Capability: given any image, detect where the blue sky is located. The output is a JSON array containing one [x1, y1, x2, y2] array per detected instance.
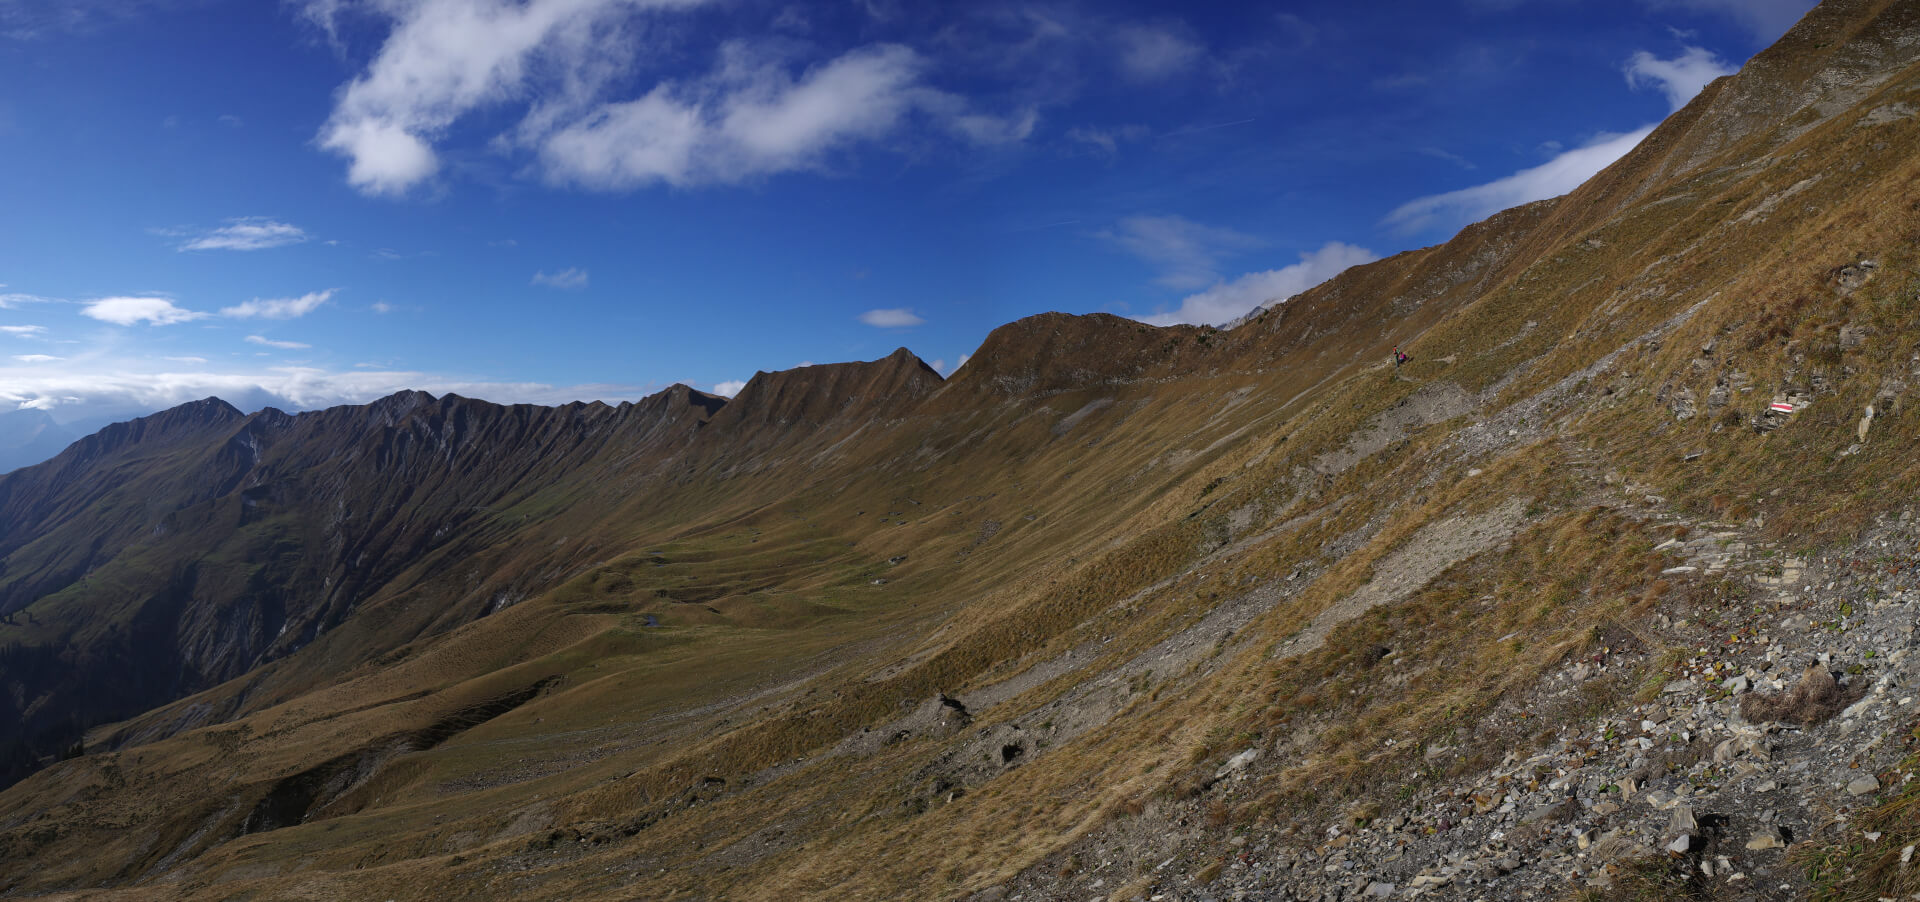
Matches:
[[0, 0, 1816, 425]]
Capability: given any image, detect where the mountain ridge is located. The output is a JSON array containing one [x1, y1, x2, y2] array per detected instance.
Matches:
[[3, 2, 1919, 898]]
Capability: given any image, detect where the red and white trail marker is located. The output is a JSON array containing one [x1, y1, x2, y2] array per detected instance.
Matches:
[[1769, 402, 1796, 413]]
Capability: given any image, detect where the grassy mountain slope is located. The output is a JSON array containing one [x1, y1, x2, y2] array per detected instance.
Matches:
[[3, 1, 1919, 898]]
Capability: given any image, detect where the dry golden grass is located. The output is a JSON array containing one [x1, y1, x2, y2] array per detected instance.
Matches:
[[5, 19, 1919, 901]]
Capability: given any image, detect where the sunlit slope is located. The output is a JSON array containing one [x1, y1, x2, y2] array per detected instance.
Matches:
[[1, 0, 1917, 898]]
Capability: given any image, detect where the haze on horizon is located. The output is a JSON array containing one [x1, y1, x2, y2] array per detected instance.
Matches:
[[1, 0, 1815, 440]]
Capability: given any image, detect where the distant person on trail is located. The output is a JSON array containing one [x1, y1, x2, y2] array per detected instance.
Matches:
[[1393, 345, 1411, 368]]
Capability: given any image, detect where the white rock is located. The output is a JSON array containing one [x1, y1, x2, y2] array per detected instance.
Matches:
[[1215, 748, 1260, 779], [1669, 805, 1698, 833]]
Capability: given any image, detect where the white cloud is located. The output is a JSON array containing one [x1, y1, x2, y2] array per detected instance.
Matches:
[[532, 267, 590, 289], [1384, 126, 1653, 234], [0, 359, 661, 424], [246, 335, 312, 350], [164, 356, 209, 364], [940, 105, 1039, 146], [310, 0, 709, 195], [541, 43, 931, 189], [324, 119, 440, 196], [0, 292, 56, 308], [371, 301, 394, 313], [82, 296, 207, 326], [1137, 242, 1379, 327], [1, 325, 47, 336], [308, 0, 1025, 195], [1067, 123, 1149, 157], [179, 218, 310, 251], [221, 289, 335, 319], [1114, 24, 1202, 82], [1383, 45, 1733, 237], [713, 379, 747, 396], [1101, 215, 1262, 291], [857, 308, 925, 328], [1625, 46, 1736, 112], [13, 355, 61, 363]]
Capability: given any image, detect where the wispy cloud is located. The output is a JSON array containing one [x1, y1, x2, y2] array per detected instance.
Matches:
[[1625, 45, 1736, 112], [0, 359, 660, 422], [713, 379, 747, 396], [532, 267, 589, 290], [538, 43, 932, 189], [1, 325, 47, 336], [177, 217, 311, 251], [1114, 23, 1203, 82], [12, 354, 61, 363], [1384, 46, 1731, 236], [221, 289, 334, 319], [305, 0, 1029, 195], [0, 0, 184, 40], [1417, 147, 1477, 170], [1136, 242, 1379, 327], [246, 335, 312, 350], [0, 292, 57, 308], [1066, 123, 1148, 157], [857, 308, 925, 328], [163, 356, 209, 364], [1641, 0, 1816, 41], [82, 296, 206, 326], [1383, 127, 1654, 235], [1100, 214, 1262, 291]]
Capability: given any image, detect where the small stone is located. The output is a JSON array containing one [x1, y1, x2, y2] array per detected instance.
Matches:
[[1216, 748, 1260, 779], [1643, 790, 1678, 810], [1752, 780, 1777, 792], [1901, 844, 1914, 864], [1575, 829, 1596, 850], [1669, 805, 1698, 834], [1592, 801, 1620, 816], [1848, 775, 1881, 796], [1747, 828, 1786, 850], [1669, 834, 1692, 855], [1865, 831, 1883, 842]]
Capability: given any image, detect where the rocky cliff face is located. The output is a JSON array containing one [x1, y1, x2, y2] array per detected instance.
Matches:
[[2, 2, 1919, 899]]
